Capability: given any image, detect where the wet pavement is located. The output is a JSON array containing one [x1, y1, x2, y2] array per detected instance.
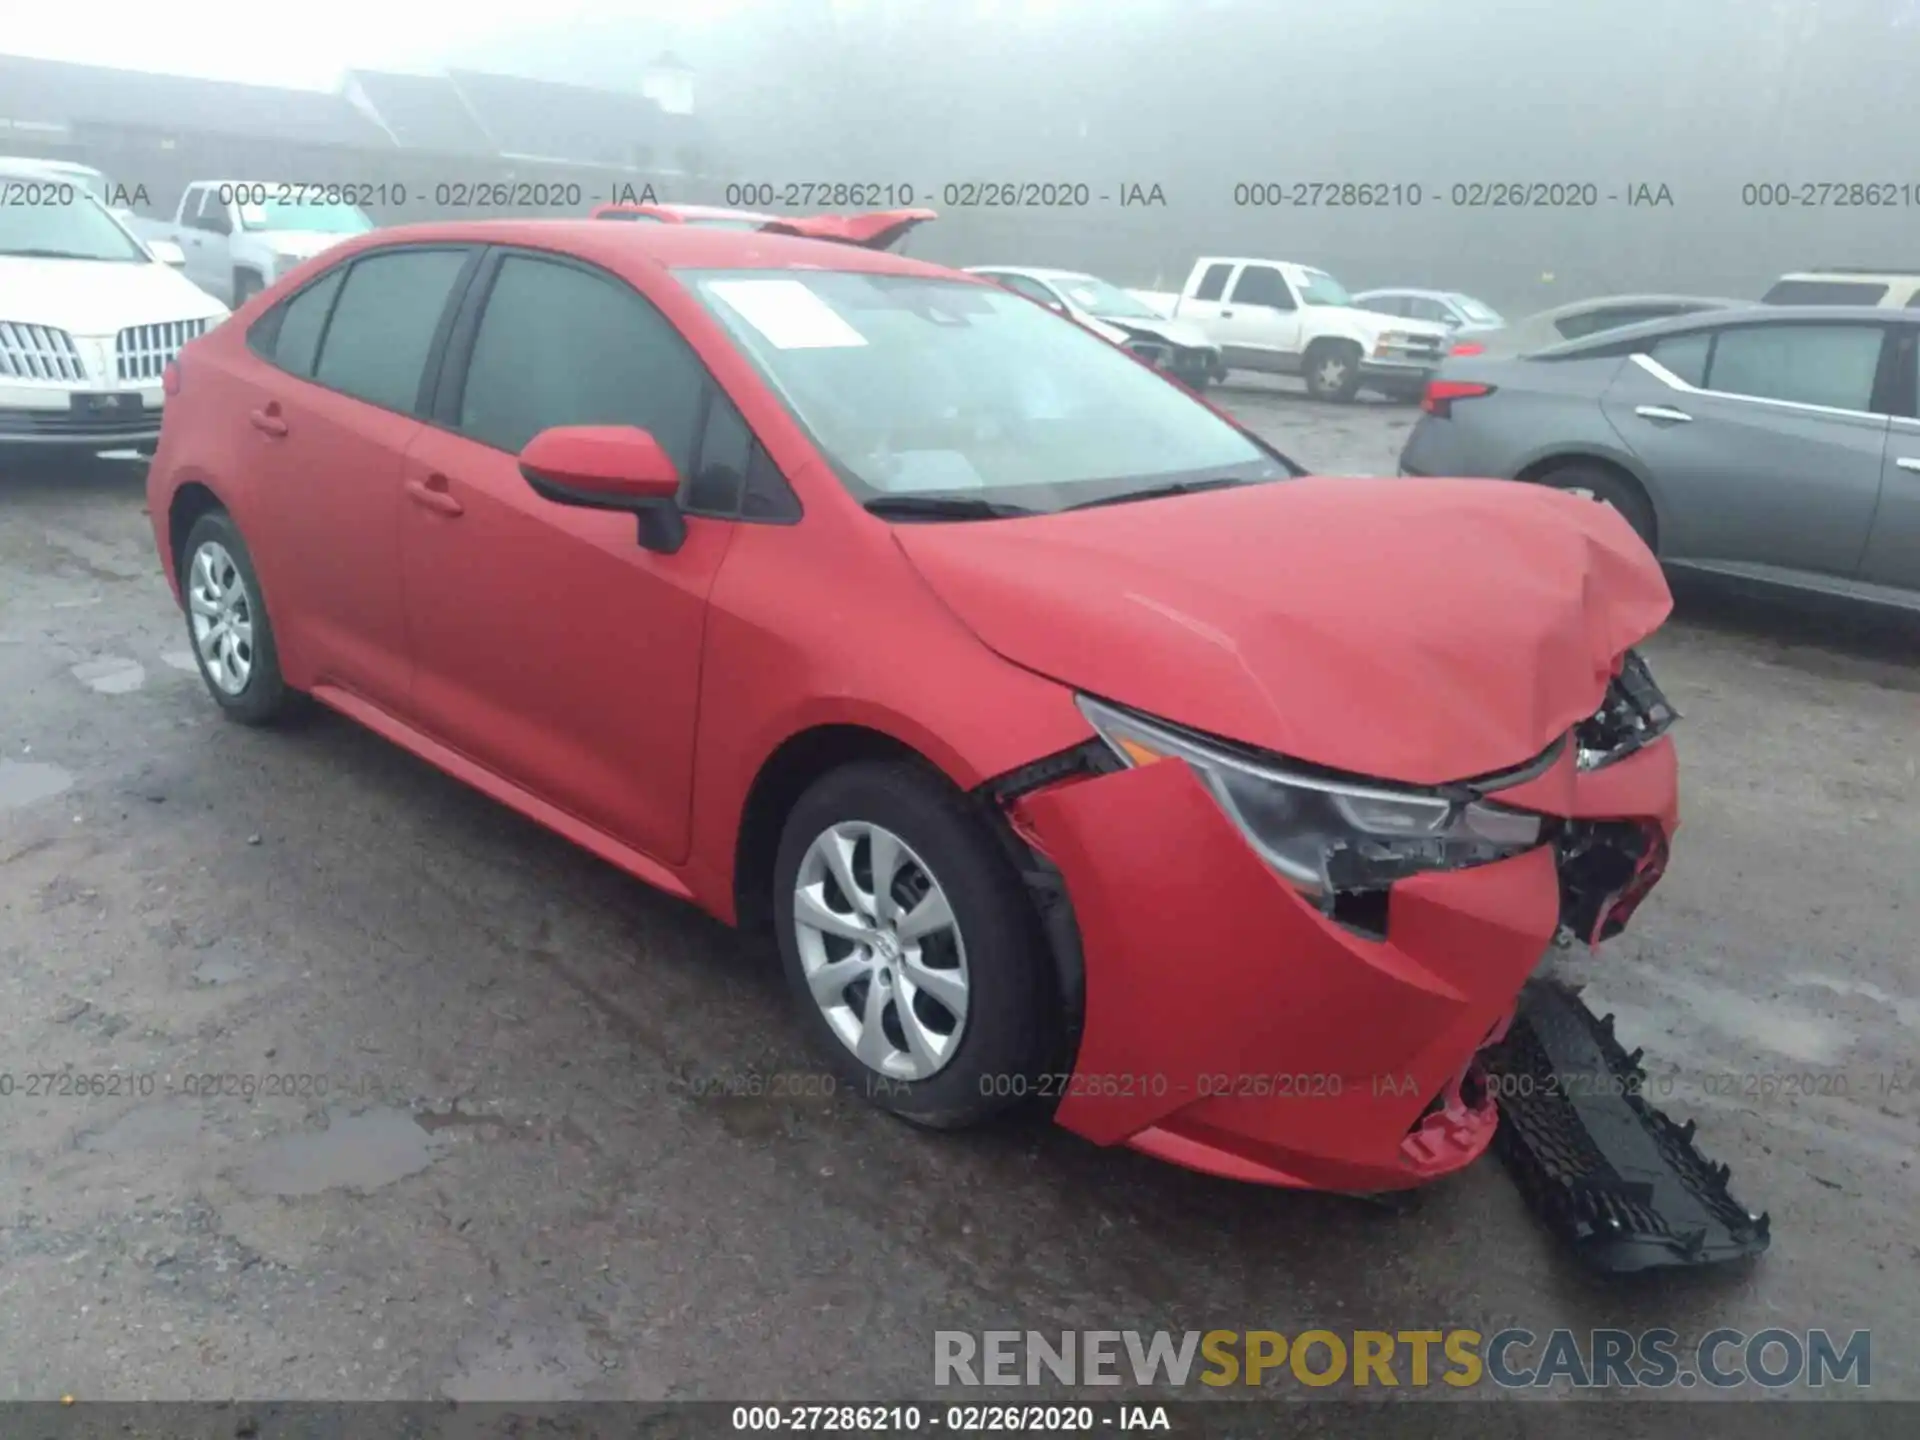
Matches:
[[1, 384, 1916, 1403]]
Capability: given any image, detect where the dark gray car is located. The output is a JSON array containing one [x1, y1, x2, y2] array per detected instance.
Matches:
[[1397, 305, 1920, 612]]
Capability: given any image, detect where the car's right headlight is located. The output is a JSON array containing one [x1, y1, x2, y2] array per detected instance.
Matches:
[[1076, 694, 1548, 902]]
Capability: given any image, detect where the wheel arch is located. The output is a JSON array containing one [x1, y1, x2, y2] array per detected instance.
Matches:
[[1514, 450, 1663, 550], [166, 480, 230, 601]]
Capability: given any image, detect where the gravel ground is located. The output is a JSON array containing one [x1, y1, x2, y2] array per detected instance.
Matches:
[[1, 380, 1915, 1408]]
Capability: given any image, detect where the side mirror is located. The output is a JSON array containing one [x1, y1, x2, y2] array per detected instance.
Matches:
[[148, 239, 187, 269], [519, 425, 687, 554]]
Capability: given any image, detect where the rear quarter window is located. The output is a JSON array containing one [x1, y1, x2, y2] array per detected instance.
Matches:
[[1762, 279, 1892, 306]]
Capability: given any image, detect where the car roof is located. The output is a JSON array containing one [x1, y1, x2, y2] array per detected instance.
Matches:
[[1534, 302, 1913, 356], [1531, 293, 1750, 320], [967, 265, 1090, 282], [314, 218, 965, 280], [603, 202, 783, 223], [1775, 269, 1920, 283], [1355, 287, 1455, 300]]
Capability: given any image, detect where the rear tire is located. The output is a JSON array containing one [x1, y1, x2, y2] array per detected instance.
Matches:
[[772, 760, 1055, 1130], [1303, 340, 1364, 403], [179, 510, 301, 726], [1537, 463, 1657, 551]]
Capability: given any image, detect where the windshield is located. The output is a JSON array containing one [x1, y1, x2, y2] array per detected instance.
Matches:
[[238, 199, 373, 235], [1451, 295, 1503, 324], [683, 269, 1288, 513], [0, 184, 148, 262], [1052, 274, 1162, 320], [1297, 269, 1355, 307]]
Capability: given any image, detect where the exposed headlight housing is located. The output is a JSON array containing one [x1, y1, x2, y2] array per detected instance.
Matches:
[[1075, 694, 1548, 905]]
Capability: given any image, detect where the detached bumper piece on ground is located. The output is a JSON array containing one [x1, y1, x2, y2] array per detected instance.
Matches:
[[1487, 978, 1771, 1273]]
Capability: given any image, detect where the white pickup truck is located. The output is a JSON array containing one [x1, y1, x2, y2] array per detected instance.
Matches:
[[1131, 257, 1452, 402], [129, 181, 375, 307]]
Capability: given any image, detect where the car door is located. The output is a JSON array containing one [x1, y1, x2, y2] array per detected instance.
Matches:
[[398, 248, 742, 865], [1599, 320, 1889, 576], [237, 244, 479, 711], [1859, 323, 1920, 590], [1217, 263, 1303, 370], [178, 186, 228, 295], [1173, 261, 1236, 332]]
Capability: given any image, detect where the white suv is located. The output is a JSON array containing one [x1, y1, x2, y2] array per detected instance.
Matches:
[[1, 166, 230, 457], [1762, 269, 1920, 308]]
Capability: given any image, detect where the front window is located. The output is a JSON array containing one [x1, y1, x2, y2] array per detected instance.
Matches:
[[1297, 268, 1356, 307], [682, 269, 1290, 513], [1052, 274, 1162, 320], [238, 199, 373, 235], [0, 186, 147, 262]]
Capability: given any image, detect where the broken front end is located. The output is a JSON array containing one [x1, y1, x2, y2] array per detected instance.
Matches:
[[989, 650, 1682, 1195]]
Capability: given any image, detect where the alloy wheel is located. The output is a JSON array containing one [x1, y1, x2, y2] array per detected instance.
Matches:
[[1315, 355, 1349, 392], [791, 820, 970, 1081], [187, 540, 254, 695]]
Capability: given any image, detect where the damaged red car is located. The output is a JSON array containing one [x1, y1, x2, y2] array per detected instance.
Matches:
[[146, 220, 1679, 1194]]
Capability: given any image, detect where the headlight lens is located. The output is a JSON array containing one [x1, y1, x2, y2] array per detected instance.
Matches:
[[1076, 695, 1547, 902]]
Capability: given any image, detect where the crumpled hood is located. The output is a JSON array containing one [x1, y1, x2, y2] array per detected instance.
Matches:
[[1099, 314, 1218, 351], [893, 477, 1672, 785]]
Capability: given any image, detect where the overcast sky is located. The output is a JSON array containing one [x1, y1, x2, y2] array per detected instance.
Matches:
[[1, 0, 754, 88]]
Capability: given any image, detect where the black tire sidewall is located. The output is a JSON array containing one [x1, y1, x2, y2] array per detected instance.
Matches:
[[180, 511, 294, 725], [1541, 467, 1657, 550], [771, 760, 1054, 1128]]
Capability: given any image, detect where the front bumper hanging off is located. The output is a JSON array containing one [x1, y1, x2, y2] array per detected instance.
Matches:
[[1486, 978, 1771, 1273]]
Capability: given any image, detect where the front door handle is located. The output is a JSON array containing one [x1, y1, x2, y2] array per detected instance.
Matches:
[[1897, 457, 1920, 473], [405, 474, 463, 517], [1220, 308, 1235, 318], [248, 407, 287, 437], [1634, 404, 1693, 424]]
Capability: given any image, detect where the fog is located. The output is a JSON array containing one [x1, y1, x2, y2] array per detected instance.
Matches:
[[16, 0, 1920, 309]]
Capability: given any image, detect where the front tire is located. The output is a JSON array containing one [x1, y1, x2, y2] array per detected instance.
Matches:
[[1303, 340, 1363, 402], [179, 510, 299, 725], [1537, 463, 1657, 551], [772, 760, 1055, 1130]]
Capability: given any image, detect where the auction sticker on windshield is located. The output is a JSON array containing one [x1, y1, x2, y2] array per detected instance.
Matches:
[[706, 279, 869, 349]]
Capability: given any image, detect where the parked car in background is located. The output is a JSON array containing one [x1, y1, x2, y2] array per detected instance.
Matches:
[[1130, 257, 1451, 401], [145, 217, 1679, 1194], [1353, 288, 1506, 339], [590, 202, 934, 252], [1450, 294, 1749, 358], [0, 156, 140, 223], [131, 181, 374, 307], [967, 264, 1225, 387], [1398, 305, 1920, 612], [1762, 268, 1920, 308], [0, 164, 229, 459]]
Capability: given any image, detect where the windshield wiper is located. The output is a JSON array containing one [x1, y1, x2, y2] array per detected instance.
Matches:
[[864, 494, 1039, 521], [1062, 477, 1248, 512]]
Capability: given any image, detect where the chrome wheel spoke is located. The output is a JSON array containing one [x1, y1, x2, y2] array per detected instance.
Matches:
[[868, 828, 902, 925], [807, 953, 870, 1008], [854, 973, 893, 1069], [821, 828, 870, 920], [902, 954, 967, 1020], [896, 886, 953, 942], [896, 992, 946, 1073], [795, 883, 871, 943]]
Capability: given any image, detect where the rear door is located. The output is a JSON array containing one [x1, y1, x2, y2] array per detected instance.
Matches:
[[1217, 263, 1303, 369], [1600, 320, 1890, 576], [1859, 323, 1920, 590], [238, 245, 479, 709], [178, 186, 228, 295], [1173, 261, 1235, 330], [398, 247, 742, 864]]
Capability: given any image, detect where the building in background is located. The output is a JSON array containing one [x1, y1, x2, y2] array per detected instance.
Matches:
[[0, 50, 711, 223]]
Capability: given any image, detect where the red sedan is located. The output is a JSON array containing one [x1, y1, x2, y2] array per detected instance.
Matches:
[[145, 220, 1679, 1193]]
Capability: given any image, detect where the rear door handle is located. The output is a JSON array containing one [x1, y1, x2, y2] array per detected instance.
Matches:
[[1634, 404, 1693, 424], [405, 474, 463, 517], [248, 407, 287, 437], [1897, 457, 1920, 473]]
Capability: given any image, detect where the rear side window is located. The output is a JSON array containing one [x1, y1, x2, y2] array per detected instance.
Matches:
[[1363, 295, 1407, 317], [266, 270, 344, 378], [455, 252, 705, 470], [313, 249, 469, 413], [1193, 263, 1233, 302], [1761, 279, 1891, 306], [1905, 290, 1920, 309], [1557, 306, 1678, 340], [1705, 324, 1884, 411], [1647, 331, 1711, 387]]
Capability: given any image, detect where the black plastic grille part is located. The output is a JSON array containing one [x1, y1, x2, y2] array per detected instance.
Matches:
[[1485, 979, 1770, 1273]]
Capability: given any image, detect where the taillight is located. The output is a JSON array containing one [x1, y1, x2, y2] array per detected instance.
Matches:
[[1421, 379, 1494, 418], [162, 361, 181, 397], [1450, 341, 1486, 356]]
